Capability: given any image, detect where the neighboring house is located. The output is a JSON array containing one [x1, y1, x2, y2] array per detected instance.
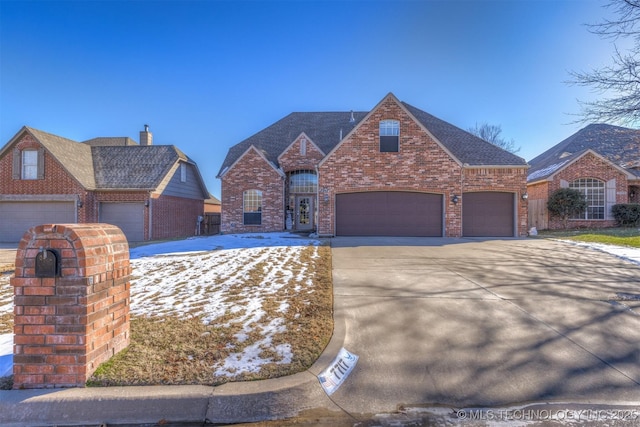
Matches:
[[0, 125, 209, 243], [217, 93, 529, 237], [204, 194, 221, 213], [527, 123, 640, 230]]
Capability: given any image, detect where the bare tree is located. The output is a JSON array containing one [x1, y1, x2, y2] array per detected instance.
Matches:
[[569, 0, 640, 125], [467, 122, 520, 153]]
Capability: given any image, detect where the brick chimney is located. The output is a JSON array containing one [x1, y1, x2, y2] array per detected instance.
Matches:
[[140, 124, 153, 146]]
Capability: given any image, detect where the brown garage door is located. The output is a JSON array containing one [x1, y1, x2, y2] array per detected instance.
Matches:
[[0, 201, 76, 243], [462, 192, 514, 237], [99, 202, 145, 242], [335, 192, 442, 236]]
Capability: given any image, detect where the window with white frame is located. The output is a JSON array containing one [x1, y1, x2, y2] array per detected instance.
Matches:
[[569, 178, 605, 220], [21, 150, 38, 180], [243, 190, 262, 225], [180, 164, 187, 182], [379, 120, 400, 152]]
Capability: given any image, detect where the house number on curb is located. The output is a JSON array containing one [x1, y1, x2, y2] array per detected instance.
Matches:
[[318, 347, 359, 396]]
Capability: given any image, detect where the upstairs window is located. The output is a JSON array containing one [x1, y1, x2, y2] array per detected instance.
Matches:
[[379, 120, 399, 152], [569, 178, 605, 220], [21, 150, 38, 180], [243, 190, 262, 225], [180, 164, 187, 182], [13, 148, 44, 180]]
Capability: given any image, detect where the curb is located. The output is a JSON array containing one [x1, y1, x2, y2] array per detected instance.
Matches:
[[0, 289, 347, 426]]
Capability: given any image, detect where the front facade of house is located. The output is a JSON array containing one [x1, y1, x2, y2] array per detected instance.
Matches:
[[218, 93, 529, 238], [527, 124, 640, 230], [0, 126, 209, 243]]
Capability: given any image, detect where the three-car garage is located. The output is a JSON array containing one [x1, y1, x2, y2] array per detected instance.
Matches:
[[334, 191, 516, 238]]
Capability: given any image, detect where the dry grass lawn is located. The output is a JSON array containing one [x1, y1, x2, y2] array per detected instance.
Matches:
[[88, 244, 333, 386], [0, 243, 333, 389]]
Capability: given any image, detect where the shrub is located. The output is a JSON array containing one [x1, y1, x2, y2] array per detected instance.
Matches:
[[612, 204, 640, 227], [547, 188, 587, 229]]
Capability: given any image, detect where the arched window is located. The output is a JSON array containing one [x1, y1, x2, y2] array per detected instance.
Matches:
[[289, 170, 317, 193], [569, 178, 605, 220], [243, 190, 262, 225], [379, 120, 400, 152]]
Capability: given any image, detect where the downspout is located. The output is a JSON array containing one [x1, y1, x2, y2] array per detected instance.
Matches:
[[315, 164, 320, 234], [459, 164, 465, 238], [148, 192, 152, 241]]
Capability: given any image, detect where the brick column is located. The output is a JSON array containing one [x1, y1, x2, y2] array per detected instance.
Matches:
[[11, 223, 130, 389]]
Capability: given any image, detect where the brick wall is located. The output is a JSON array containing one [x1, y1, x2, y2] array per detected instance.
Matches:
[[318, 97, 464, 236], [220, 147, 284, 233], [151, 195, 204, 239], [11, 223, 130, 388], [278, 135, 325, 173]]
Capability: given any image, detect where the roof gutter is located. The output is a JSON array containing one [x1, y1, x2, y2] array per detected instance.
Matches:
[[463, 164, 530, 169]]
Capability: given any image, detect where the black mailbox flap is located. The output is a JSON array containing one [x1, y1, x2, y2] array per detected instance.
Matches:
[[35, 248, 60, 278]]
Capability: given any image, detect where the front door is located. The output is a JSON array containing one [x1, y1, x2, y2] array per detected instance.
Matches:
[[295, 196, 314, 231]]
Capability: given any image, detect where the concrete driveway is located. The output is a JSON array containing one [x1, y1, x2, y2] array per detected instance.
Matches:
[[328, 237, 640, 415]]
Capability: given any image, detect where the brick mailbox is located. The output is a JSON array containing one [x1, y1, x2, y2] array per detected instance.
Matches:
[[11, 223, 131, 389]]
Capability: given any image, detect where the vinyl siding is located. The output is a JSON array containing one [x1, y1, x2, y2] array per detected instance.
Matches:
[[161, 163, 205, 200]]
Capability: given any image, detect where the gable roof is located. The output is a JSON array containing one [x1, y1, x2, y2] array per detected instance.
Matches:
[[217, 94, 527, 177], [24, 127, 97, 189], [1, 126, 209, 196], [217, 111, 367, 177], [528, 123, 640, 182]]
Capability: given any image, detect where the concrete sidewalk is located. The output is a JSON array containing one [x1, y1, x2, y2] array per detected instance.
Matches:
[[3, 237, 640, 426]]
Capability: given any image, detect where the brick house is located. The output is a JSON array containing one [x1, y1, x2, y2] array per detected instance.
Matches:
[[218, 93, 529, 237], [527, 123, 640, 230], [0, 125, 209, 242]]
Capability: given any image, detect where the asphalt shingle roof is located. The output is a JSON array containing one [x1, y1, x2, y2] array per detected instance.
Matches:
[[26, 127, 97, 189], [217, 100, 527, 176], [2, 126, 206, 194], [401, 102, 527, 166], [92, 145, 180, 189], [83, 137, 138, 146], [528, 123, 640, 182], [218, 111, 367, 175]]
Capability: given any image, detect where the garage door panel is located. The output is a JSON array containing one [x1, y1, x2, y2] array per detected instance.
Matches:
[[99, 203, 144, 242], [336, 192, 442, 237], [0, 202, 76, 243], [462, 192, 514, 237]]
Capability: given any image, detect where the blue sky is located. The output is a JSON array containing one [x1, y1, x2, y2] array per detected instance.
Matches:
[[0, 0, 623, 198]]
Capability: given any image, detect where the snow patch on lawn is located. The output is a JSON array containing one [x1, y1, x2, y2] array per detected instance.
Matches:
[[0, 232, 319, 381], [557, 239, 640, 266]]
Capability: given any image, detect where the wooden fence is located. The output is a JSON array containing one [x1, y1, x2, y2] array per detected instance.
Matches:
[[203, 213, 221, 235]]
